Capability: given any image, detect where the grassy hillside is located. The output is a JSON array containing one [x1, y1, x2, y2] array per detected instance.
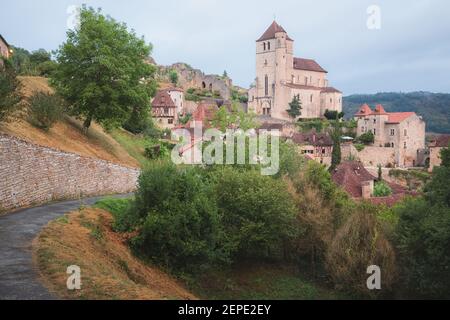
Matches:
[[0, 76, 140, 168], [343, 92, 450, 134], [33, 207, 196, 300]]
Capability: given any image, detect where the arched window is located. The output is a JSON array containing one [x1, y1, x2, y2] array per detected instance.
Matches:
[[310, 94, 313, 102], [267, 41, 270, 50], [263, 43, 266, 51], [264, 75, 269, 96], [202, 81, 206, 89]]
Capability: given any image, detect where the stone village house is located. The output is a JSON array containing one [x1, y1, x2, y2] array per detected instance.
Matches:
[[428, 135, 450, 172], [0, 34, 12, 67], [354, 104, 426, 168], [291, 130, 333, 167], [248, 21, 342, 121]]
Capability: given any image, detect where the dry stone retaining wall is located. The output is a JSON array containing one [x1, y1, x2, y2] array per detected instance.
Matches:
[[0, 134, 140, 211]]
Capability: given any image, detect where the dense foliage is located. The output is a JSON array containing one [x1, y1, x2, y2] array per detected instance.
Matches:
[[51, 6, 156, 131], [9, 47, 57, 77], [357, 131, 375, 145], [27, 92, 65, 131], [344, 92, 450, 134], [0, 60, 22, 123]]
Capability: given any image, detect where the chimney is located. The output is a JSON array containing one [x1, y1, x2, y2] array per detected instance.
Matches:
[[361, 180, 374, 199]]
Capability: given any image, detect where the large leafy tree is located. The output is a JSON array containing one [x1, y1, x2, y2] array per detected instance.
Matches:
[[0, 60, 22, 123], [51, 6, 155, 131]]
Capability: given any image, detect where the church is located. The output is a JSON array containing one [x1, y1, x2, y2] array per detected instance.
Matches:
[[248, 21, 343, 121]]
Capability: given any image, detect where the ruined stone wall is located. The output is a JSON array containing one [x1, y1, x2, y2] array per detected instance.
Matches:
[[0, 134, 140, 211], [342, 144, 396, 167]]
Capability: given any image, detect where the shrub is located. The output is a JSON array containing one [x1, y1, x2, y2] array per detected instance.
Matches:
[[0, 60, 22, 123], [130, 162, 224, 271], [354, 143, 365, 152], [144, 143, 169, 159], [214, 167, 297, 260], [326, 205, 397, 297], [357, 131, 375, 145], [373, 181, 392, 197], [394, 198, 450, 298], [27, 92, 65, 131]]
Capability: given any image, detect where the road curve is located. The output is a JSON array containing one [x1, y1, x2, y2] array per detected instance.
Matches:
[[0, 194, 133, 300]]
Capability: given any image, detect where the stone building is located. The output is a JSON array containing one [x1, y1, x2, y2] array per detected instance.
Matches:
[[0, 34, 12, 67], [248, 21, 342, 121], [292, 130, 333, 166], [152, 89, 183, 129], [354, 104, 426, 167], [428, 135, 450, 172]]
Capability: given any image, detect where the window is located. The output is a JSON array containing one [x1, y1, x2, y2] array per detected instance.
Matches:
[[164, 108, 169, 115], [391, 142, 394, 148], [310, 94, 313, 102], [374, 119, 376, 124], [404, 142, 407, 149], [263, 43, 266, 51], [168, 119, 174, 124], [267, 42, 270, 50], [373, 129, 376, 135], [305, 77, 308, 85], [264, 59, 268, 66], [390, 129, 395, 136], [404, 129, 407, 136], [264, 75, 269, 96]]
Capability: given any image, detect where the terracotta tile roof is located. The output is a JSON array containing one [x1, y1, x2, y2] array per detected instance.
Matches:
[[331, 161, 375, 198], [257, 21, 293, 42], [373, 104, 387, 114], [283, 83, 322, 91], [354, 104, 416, 123], [152, 90, 176, 108], [355, 104, 373, 116], [321, 87, 342, 93], [292, 131, 333, 147], [386, 112, 415, 123], [430, 135, 450, 148], [293, 58, 327, 73]]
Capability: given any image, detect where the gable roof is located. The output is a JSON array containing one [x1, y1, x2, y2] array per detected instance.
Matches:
[[430, 135, 450, 148], [331, 161, 375, 198], [152, 90, 176, 108], [386, 112, 415, 123], [0, 34, 10, 47], [293, 58, 327, 73], [292, 131, 333, 147], [257, 21, 293, 42], [355, 104, 417, 123]]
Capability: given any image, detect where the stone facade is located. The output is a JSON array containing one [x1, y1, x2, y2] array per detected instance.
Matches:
[[0, 35, 11, 60], [0, 134, 140, 211], [152, 88, 185, 129], [248, 21, 342, 121], [355, 104, 426, 167], [428, 135, 450, 172]]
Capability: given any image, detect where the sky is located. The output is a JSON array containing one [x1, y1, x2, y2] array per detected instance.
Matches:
[[1, 0, 450, 95]]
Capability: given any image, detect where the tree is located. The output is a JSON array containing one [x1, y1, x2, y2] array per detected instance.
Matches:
[[324, 109, 344, 121], [287, 96, 302, 119], [169, 69, 178, 86], [51, 6, 155, 132], [357, 131, 375, 145], [0, 60, 22, 123], [223, 70, 228, 78], [330, 117, 342, 170]]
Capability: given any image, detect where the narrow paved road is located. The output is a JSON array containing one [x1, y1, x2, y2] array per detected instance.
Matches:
[[0, 194, 133, 300]]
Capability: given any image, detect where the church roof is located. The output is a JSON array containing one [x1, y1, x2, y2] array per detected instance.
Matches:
[[152, 90, 176, 108], [257, 21, 293, 42], [293, 58, 328, 73]]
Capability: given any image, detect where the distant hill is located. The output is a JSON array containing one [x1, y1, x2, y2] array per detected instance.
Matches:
[[343, 92, 450, 134]]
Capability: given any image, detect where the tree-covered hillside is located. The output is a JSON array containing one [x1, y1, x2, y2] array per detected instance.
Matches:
[[343, 92, 450, 134]]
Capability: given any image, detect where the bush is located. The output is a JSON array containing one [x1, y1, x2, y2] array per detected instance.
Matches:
[[27, 92, 65, 131], [0, 60, 22, 123], [130, 162, 224, 271], [357, 131, 375, 145], [373, 181, 392, 197], [214, 167, 297, 260], [326, 205, 397, 297], [354, 143, 365, 152], [144, 142, 170, 159], [394, 198, 450, 298]]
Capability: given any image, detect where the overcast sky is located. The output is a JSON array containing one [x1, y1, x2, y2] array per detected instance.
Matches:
[[1, 0, 450, 95]]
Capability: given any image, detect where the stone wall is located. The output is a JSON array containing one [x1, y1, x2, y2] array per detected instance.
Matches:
[[0, 134, 140, 211], [342, 144, 396, 167]]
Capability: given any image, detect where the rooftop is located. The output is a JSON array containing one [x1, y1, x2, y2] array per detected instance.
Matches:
[[293, 58, 328, 73], [152, 90, 176, 108], [355, 104, 416, 123], [257, 21, 293, 42], [292, 131, 333, 147]]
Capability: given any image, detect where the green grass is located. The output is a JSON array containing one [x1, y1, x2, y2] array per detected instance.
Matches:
[[110, 129, 152, 167], [190, 263, 347, 300], [95, 197, 133, 217]]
